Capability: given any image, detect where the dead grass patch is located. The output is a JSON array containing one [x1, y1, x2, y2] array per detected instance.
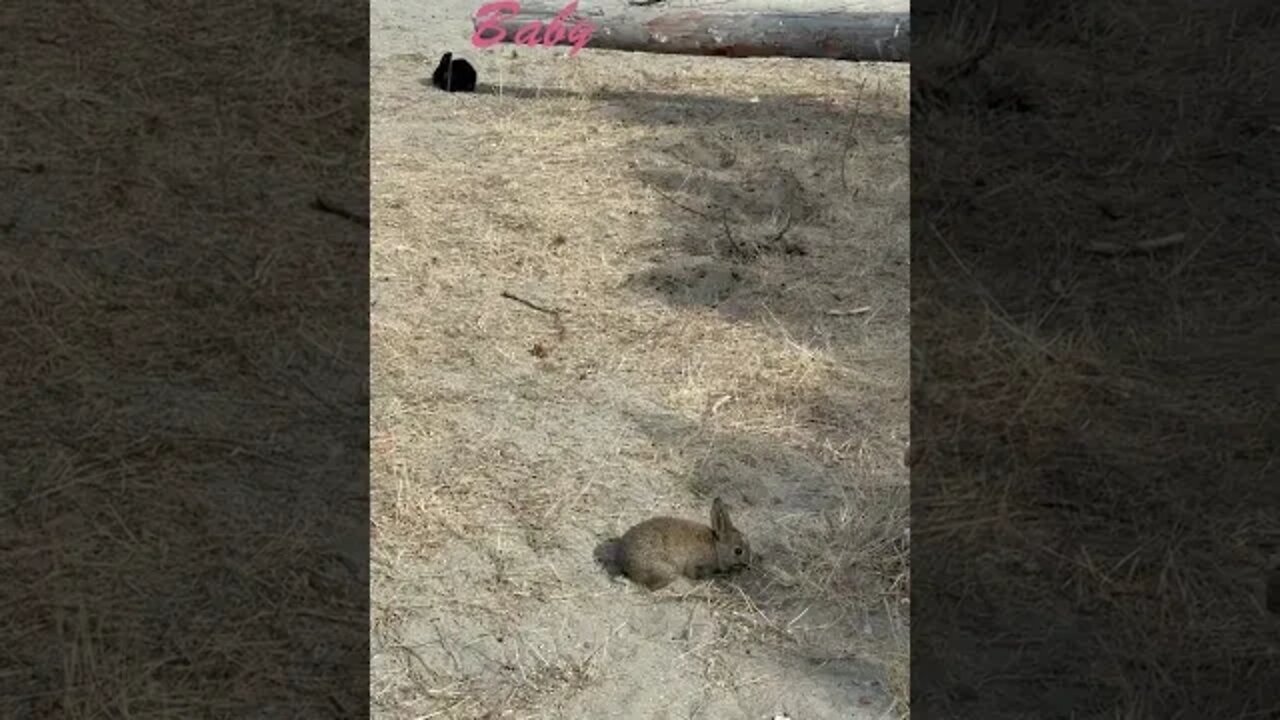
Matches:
[[373, 48, 908, 718]]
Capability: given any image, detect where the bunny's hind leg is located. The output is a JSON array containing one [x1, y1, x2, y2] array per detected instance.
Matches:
[[628, 561, 679, 591]]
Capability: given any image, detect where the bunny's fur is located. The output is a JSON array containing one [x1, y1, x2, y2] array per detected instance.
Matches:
[[595, 497, 753, 590], [431, 52, 477, 93]]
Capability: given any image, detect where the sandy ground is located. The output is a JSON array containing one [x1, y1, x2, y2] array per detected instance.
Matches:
[[370, 1, 910, 718]]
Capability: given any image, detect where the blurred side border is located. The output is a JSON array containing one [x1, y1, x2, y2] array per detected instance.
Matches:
[[911, 0, 1280, 716], [1, 2, 371, 716]]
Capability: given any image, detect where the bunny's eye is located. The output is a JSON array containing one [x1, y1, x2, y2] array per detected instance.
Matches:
[[734, 547, 743, 556]]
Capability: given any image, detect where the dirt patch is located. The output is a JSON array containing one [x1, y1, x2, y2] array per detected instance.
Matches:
[[370, 25, 909, 719]]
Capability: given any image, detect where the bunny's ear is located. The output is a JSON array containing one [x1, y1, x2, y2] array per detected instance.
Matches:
[[433, 53, 453, 77], [710, 497, 730, 536]]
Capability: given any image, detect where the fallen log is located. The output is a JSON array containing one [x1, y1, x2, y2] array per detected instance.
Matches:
[[472, 3, 910, 62]]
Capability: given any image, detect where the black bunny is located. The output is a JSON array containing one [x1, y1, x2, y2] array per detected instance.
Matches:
[[431, 52, 477, 93]]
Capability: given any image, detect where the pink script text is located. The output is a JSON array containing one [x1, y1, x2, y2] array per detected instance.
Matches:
[[472, 0, 596, 57]]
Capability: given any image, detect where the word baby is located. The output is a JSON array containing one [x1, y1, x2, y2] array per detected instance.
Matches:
[[472, 0, 596, 57]]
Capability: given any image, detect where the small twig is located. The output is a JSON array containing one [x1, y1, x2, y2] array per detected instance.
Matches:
[[1134, 232, 1187, 251], [1083, 232, 1186, 256], [939, 6, 1000, 87], [651, 186, 718, 222], [769, 213, 795, 245], [650, 185, 754, 257], [827, 306, 871, 316], [500, 290, 560, 316], [709, 394, 732, 415], [840, 78, 868, 193], [719, 209, 745, 256], [502, 290, 569, 346], [311, 195, 369, 227], [930, 221, 1059, 361]]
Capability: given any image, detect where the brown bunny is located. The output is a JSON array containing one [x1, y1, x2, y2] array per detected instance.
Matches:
[[595, 497, 754, 590]]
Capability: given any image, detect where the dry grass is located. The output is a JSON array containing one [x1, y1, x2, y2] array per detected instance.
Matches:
[[912, 3, 1280, 716], [1, 2, 367, 716], [372, 48, 909, 718]]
